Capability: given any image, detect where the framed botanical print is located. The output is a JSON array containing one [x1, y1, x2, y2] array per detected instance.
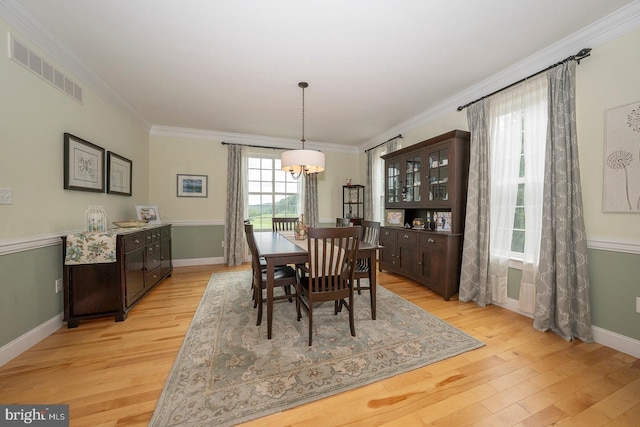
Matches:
[[107, 151, 132, 196], [63, 133, 105, 192]]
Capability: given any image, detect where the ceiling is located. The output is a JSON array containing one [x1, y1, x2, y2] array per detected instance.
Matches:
[[2, 0, 638, 150]]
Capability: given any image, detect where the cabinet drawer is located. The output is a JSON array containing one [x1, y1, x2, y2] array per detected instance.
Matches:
[[419, 233, 446, 251], [123, 233, 146, 252], [380, 228, 398, 242], [146, 267, 162, 287], [146, 252, 162, 271], [398, 230, 417, 245]]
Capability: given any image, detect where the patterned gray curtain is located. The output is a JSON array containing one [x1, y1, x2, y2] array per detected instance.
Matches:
[[224, 144, 244, 266], [304, 173, 319, 227], [459, 100, 492, 305], [534, 62, 593, 342], [365, 150, 374, 220]]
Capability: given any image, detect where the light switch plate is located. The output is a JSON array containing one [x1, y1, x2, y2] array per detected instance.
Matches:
[[0, 188, 12, 205]]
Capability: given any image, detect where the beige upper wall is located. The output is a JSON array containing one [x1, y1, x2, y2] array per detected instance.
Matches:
[[149, 134, 360, 222], [0, 20, 150, 240], [373, 28, 640, 243], [576, 29, 640, 241]]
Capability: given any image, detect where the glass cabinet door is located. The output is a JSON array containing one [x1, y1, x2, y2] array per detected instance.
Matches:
[[428, 148, 449, 202], [404, 154, 422, 203], [387, 160, 401, 204]]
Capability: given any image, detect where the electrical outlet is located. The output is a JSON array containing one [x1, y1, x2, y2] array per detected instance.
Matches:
[[636, 297, 640, 314], [221, 240, 225, 248], [0, 188, 12, 205], [55, 278, 63, 293]]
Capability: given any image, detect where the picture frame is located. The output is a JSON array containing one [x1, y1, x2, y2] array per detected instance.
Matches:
[[63, 133, 105, 192], [135, 205, 161, 224], [385, 209, 404, 227], [107, 151, 132, 196], [177, 174, 208, 198], [603, 101, 640, 212]]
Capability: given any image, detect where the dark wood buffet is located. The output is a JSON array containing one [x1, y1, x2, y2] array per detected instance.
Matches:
[[381, 130, 470, 300], [62, 224, 172, 327]]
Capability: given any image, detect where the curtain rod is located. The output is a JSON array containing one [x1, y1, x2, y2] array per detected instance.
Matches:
[[364, 134, 403, 153], [456, 48, 592, 112], [221, 141, 283, 150]]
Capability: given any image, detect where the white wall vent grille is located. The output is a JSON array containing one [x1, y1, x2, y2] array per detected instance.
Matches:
[[8, 33, 83, 104]]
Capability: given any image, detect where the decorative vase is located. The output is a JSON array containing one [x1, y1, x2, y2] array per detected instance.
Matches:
[[294, 214, 308, 240]]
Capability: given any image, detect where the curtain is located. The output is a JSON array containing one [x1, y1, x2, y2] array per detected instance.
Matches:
[[534, 62, 593, 342], [459, 100, 492, 305], [224, 144, 245, 266], [365, 150, 374, 220], [366, 143, 389, 222], [303, 173, 319, 227]]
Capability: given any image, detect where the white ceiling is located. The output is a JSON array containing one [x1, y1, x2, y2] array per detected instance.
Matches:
[[2, 0, 639, 150]]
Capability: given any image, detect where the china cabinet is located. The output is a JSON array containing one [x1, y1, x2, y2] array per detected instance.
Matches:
[[380, 130, 470, 299]]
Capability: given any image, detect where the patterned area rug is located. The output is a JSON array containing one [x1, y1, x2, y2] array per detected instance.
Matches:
[[150, 271, 484, 426]]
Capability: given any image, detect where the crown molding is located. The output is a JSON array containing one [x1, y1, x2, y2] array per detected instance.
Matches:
[[150, 125, 359, 154], [0, 0, 150, 131], [361, 0, 640, 152]]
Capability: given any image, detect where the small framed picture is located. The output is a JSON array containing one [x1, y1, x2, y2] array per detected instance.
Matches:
[[385, 209, 404, 227], [63, 133, 105, 192], [135, 205, 161, 224], [177, 174, 208, 198], [107, 152, 132, 196]]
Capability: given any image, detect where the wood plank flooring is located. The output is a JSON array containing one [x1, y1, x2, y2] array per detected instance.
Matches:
[[0, 264, 638, 426]]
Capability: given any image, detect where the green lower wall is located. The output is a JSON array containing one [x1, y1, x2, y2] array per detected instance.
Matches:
[[1, 231, 638, 349], [171, 225, 225, 259], [507, 249, 640, 341], [0, 246, 63, 346]]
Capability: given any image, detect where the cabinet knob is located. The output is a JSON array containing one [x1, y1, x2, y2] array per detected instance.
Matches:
[[403, 234, 410, 239], [134, 239, 140, 244], [428, 238, 435, 243]]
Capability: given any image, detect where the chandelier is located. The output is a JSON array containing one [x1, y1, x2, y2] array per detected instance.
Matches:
[[281, 82, 325, 179]]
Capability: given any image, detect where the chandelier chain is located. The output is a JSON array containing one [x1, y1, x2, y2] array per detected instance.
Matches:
[[301, 84, 305, 146]]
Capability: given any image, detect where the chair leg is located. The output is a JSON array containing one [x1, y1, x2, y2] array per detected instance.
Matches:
[[349, 296, 355, 337], [256, 286, 263, 326], [308, 304, 313, 346]]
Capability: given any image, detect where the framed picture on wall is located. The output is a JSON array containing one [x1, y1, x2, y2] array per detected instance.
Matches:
[[107, 152, 132, 196], [135, 205, 161, 224], [63, 133, 105, 192], [177, 174, 208, 197]]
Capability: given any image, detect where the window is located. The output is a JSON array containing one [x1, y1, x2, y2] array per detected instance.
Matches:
[[247, 153, 300, 230], [511, 129, 526, 254]]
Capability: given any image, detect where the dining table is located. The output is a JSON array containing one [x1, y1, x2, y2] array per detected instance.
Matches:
[[253, 229, 381, 339]]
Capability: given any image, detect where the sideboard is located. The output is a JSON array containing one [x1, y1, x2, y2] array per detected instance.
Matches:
[[62, 224, 172, 328]]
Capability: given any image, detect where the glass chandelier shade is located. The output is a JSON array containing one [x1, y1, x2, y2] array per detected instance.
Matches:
[[281, 82, 325, 179]]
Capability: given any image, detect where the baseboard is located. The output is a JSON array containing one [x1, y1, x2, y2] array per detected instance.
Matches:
[[497, 297, 640, 358], [0, 313, 64, 367], [172, 257, 224, 267]]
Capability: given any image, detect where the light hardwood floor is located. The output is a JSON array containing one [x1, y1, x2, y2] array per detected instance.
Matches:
[[1, 264, 638, 426]]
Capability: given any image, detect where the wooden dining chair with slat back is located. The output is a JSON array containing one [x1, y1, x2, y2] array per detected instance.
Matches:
[[244, 223, 300, 326], [297, 226, 361, 346], [272, 217, 298, 231], [354, 220, 380, 319]]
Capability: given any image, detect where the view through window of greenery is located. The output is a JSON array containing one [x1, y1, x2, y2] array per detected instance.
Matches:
[[247, 155, 299, 230]]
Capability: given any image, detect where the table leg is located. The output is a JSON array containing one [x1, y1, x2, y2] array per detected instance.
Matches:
[[370, 249, 377, 320], [266, 260, 275, 339]]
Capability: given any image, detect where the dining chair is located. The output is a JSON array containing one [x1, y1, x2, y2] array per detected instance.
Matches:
[[354, 220, 380, 319], [297, 226, 361, 346], [272, 217, 298, 231], [335, 217, 351, 227], [244, 223, 300, 326]]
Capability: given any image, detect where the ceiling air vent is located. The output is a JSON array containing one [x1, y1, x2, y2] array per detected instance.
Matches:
[[9, 33, 83, 104]]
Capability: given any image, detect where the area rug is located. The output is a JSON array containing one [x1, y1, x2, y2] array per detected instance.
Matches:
[[150, 271, 484, 426]]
